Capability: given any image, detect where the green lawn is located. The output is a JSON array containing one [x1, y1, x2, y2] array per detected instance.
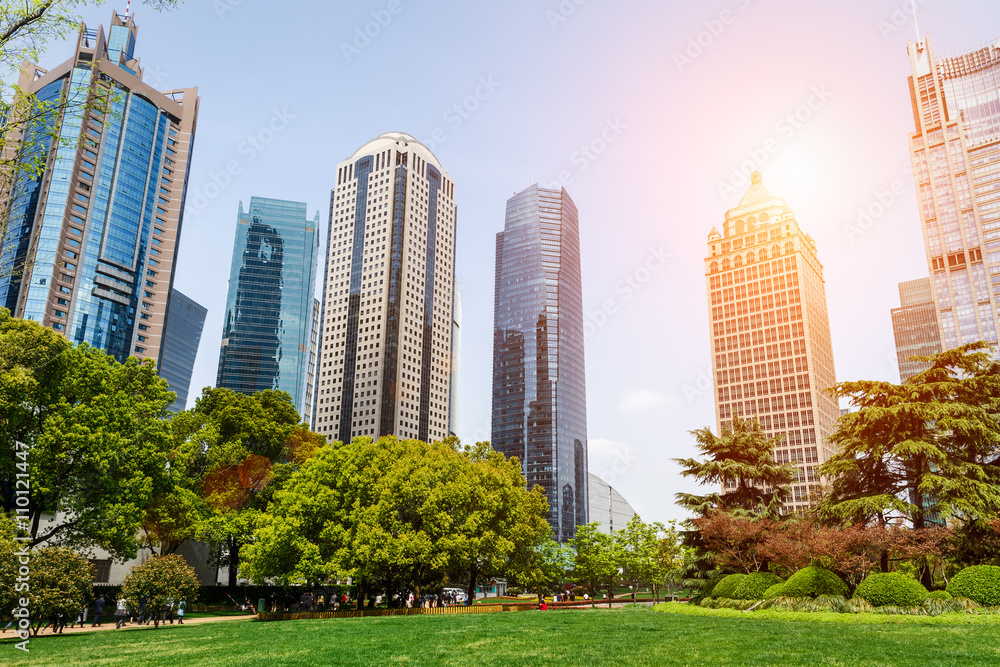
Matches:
[[2, 606, 999, 665]]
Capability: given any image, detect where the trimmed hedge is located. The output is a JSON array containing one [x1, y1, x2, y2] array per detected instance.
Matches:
[[711, 574, 747, 599], [732, 572, 784, 600], [777, 566, 849, 599], [927, 590, 953, 600], [854, 573, 928, 608], [947, 565, 1000, 607], [763, 583, 784, 599]]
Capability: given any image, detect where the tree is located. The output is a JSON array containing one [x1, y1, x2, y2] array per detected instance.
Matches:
[[0, 311, 175, 559], [509, 536, 573, 597], [120, 554, 199, 628], [169, 387, 324, 586], [818, 344, 1000, 536], [615, 515, 665, 600], [673, 414, 796, 518], [570, 522, 622, 608]]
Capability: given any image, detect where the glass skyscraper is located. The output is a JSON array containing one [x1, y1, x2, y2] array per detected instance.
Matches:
[[314, 133, 458, 444], [891, 278, 942, 382], [160, 289, 207, 411], [0, 13, 198, 365], [705, 172, 840, 511], [492, 184, 588, 543], [217, 197, 319, 420], [906, 37, 1000, 351]]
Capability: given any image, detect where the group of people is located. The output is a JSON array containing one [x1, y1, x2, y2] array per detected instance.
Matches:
[[1, 595, 186, 634]]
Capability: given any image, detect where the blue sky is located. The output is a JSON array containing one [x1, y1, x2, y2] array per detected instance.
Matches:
[[44, 0, 1000, 524]]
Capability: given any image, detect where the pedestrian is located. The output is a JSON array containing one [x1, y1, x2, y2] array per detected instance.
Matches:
[[539, 600, 548, 611], [114, 598, 127, 629], [317, 593, 325, 611], [92, 595, 105, 627], [177, 600, 186, 624]]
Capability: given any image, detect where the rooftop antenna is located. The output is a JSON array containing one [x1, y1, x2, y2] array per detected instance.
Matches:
[[125, 0, 131, 18], [912, 2, 920, 43]]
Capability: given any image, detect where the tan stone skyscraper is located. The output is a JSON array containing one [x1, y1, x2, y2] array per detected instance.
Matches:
[[313, 133, 457, 443], [705, 173, 839, 510]]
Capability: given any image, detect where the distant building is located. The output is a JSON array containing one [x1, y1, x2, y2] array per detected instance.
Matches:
[[217, 197, 319, 419], [160, 289, 206, 411], [891, 277, 942, 382], [587, 473, 637, 535], [705, 172, 840, 510], [314, 133, 458, 443], [492, 184, 588, 542], [0, 13, 199, 365], [905, 37, 999, 351]]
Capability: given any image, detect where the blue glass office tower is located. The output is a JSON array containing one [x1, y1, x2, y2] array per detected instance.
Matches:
[[160, 289, 207, 411], [0, 13, 199, 365], [217, 197, 319, 420], [492, 185, 588, 543]]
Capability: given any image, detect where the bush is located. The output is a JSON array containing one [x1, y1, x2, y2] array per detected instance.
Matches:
[[927, 590, 953, 600], [948, 565, 1000, 607], [710, 574, 747, 599], [732, 572, 784, 600], [763, 583, 784, 599], [121, 555, 200, 628], [854, 573, 928, 608], [777, 566, 849, 598]]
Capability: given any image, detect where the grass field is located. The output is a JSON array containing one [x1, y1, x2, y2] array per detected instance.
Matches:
[[2, 605, 999, 665]]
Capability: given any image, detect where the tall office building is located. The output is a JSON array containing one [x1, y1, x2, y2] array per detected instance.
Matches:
[[314, 133, 457, 443], [492, 184, 588, 542], [217, 197, 319, 420], [905, 37, 1000, 351], [891, 278, 942, 382], [0, 13, 198, 365], [160, 289, 207, 411], [705, 172, 839, 510]]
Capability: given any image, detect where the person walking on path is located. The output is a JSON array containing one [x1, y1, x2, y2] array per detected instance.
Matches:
[[114, 598, 128, 629], [91, 595, 106, 627], [177, 600, 186, 624]]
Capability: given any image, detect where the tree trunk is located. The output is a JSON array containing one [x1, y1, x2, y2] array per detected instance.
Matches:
[[228, 538, 240, 588], [880, 549, 889, 573], [607, 585, 613, 608], [356, 580, 366, 610], [467, 566, 479, 606]]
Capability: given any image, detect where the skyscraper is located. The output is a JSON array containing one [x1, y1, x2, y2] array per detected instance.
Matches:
[[0, 13, 198, 365], [905, 37, 1000, 351], [492, 184, 588, 542], [891, 278, 942, 382], [217, 197, 319, 420], [160, 289, 207, 411], [314, 133, 457, 443], [705, 172, 839, 510]]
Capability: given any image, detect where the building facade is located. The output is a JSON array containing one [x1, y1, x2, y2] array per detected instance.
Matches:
[[587, 473, 637, 536], [492, 184, 588, 542], [0, 13, 198, 366], [217, 197, 319, 420], [160, 288, 206, 411], [705, 172, 839, 511], [905, 37, 1000, 351], [891, 277, 942, 382], [314, 133, 457, 443]]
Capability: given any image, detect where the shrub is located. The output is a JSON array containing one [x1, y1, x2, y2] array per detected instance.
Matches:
[[777, 566, 849, 598], [732, 572, 784, 600], [927, 590, 952, 600], [854, 573, 928, 608], [763, 583, 784, 599], [947, 565, 1000, 607], [120, 555, 200, 628], [710, 574, 747, 599]]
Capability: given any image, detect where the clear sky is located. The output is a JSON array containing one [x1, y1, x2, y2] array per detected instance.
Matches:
[[48, 0, 1000, 524]]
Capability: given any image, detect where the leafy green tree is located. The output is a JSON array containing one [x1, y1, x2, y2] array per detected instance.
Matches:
[[169, 387, 324, 586], [818, 343, 1000, 532], [0, 545, 94, 636], [0, 311, 175, 558], [509, 536, 573, 597], [653, 521, 684, 600], [673, 414, 796, 518], [570, 522, 622, 607], [615, 515, 665, 600], [120, 554, 199, 628]]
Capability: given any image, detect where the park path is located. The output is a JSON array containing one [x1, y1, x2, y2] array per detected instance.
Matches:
[[7, 613, 254, 638]]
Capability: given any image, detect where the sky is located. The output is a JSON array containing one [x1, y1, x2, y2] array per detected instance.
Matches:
[[39, 0, 1000, 525]]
